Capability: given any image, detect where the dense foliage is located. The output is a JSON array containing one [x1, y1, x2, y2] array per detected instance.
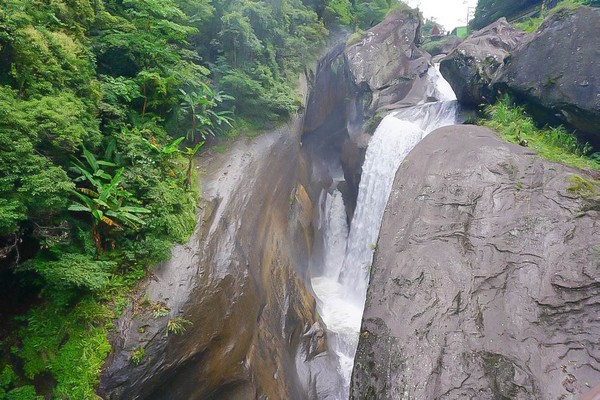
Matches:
[[471, 0, 599, 29], [0, 0, 399, 397], [0, 0, 213, 397], [482, 96, 600, 172]]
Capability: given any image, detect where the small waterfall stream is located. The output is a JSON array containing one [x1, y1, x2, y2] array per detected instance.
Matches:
[[311, 66, 458, 399]]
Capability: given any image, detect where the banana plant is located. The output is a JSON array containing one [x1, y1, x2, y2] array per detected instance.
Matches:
[[183, 141, 204, 189], [143, 136, 185, 155], [179, 82, 233, 143], [69, 147, 150, 252]]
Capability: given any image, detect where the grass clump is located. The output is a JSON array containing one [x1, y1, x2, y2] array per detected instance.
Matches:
[[347, 30, 365, 46], [567, 175, 600, 198], [514, 0, 589, 32], [513, 16, 544, 32], [482, 96, 600, 172], [166, 317, 193, 336], [129, 348, 145, 366]]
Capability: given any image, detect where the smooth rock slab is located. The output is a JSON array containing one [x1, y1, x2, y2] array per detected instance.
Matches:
[[351, 125, 600, 399]]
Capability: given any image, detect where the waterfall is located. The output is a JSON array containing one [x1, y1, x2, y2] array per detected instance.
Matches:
[[322, 190, 349, 280], [339, 117, 425, 300], [311, 66, 458, 399]]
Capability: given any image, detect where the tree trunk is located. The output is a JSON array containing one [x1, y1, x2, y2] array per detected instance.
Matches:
[[184, 157, 193, 189], [92, 223, 102, 254], [142, 84, 147, 117]]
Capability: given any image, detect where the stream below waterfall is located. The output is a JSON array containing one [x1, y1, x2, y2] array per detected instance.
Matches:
[[311, 65, 458, 399]]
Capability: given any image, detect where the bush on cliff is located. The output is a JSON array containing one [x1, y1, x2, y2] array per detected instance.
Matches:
[[482, 96, 600, 172]]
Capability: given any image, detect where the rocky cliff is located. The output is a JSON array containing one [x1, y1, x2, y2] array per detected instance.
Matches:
[[302, 8, 442, 223], [98, 7, 450, 398], [345, 9, 430, 113], [99, 119, 343, 399], [351, 125, 600, 399], [441, 7, 600, 141]]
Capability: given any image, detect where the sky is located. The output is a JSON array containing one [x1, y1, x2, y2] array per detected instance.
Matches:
[[404, 0, 479, 31]]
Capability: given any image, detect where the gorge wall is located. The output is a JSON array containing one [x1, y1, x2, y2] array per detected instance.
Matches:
[[99, 117, 344, 399]]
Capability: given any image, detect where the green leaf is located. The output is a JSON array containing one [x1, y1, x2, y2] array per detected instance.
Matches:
[[97, 160, 117, 167], [91, 209, 103, 222], [93, 199, 111, 209], [68, 204, 91, 212], [82, 147, 99, 172], [71, 190, 95, 208], [104, 139, 117, 160], [119, 206, 150, 213]]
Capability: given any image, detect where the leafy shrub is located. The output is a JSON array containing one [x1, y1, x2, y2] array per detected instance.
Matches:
[[23, 251, 114, 292], [482, 96, 600, 171], [166, 317, 193, 336]]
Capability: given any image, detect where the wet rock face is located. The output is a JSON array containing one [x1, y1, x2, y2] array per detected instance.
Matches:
[[493, 7, 600, 139], [303, 9, 437, 223], [345, 9, 430, 113], [351, 125, 600, 399], [99, 119, 343, 399], [439, 18, 527, 106]]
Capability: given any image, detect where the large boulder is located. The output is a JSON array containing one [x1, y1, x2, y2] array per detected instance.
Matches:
[[351, 125, 600, 399], [440, 18, 527, 106], [345, 9, 433, 113], [493, 6, 600, 138], [303, 9, 440, 223]]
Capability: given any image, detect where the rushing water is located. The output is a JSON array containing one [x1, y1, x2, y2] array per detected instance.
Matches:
[[311, 65, 458, 399]]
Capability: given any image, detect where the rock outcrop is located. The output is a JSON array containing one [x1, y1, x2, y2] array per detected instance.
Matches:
[[351, 125, 600, 399], [493, 6, 600, 139], [440, 18, 527, 106], [99, 119, 343, 399], [345, 9, 432, 114], [303, 9, 443, 222]]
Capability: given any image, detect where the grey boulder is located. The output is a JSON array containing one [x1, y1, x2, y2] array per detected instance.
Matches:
[[345, 9, 432, 113], [493, 6, 600, 138], [440, 18, 527, 106], [351, 124, 600, 399]]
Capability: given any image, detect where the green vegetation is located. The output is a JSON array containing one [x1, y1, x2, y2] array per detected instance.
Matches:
[[566, 175, 600, 211], [472, 0, 598, 30], [0, 0, 405, 397], [513, 0, 593, 31], [482, 96, 600, 171], [166, 317, 193, 336], [129, 347, 145, 366], [567, 175, 600, 198]]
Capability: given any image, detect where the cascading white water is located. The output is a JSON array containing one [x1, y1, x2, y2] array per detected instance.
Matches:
[[339, 117, 425, 300], [311, 66, 458, 399], [322, 190, 349, 280]]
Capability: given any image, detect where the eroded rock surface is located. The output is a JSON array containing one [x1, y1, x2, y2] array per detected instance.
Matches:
[[440, 18, 526, 106], [303, 9, 443, 223], [351, 125, 600, 399], [99, 119, 343, 399], [493, 6, 600, 138], [345, 9, 431, 113]]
